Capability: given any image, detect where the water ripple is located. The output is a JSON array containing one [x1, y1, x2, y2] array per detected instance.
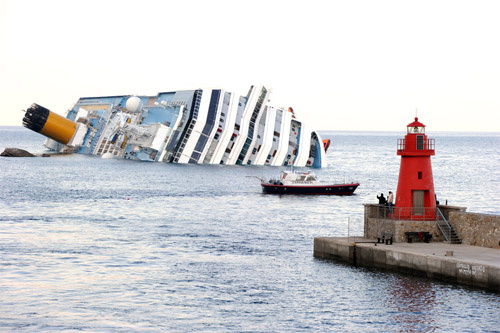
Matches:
[[0, 129, 499, 331]]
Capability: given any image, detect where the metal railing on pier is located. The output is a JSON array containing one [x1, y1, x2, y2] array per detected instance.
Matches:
[[436, 207, 462, 244], [369, 205, 438, 221]]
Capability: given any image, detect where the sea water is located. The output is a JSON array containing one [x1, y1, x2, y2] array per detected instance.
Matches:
[[0, 126, 499, 331]]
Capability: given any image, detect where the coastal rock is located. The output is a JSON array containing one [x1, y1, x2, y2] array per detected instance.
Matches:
[[0, 148, 36, 157]]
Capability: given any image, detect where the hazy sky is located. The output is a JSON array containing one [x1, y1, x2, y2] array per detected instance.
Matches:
[[1, 0, 499, 131]]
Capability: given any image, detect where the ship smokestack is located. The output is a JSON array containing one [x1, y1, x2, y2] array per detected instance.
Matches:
[[23, 103, 77, 145]]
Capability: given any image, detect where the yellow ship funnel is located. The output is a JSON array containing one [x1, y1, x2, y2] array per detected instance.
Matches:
[[23, 104, 77, 145]]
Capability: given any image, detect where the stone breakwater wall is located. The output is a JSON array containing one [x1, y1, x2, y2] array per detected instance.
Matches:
[[437, 204, 467, 219], [364, 218, 444, 243], [314, 237, 500, 292], [450, 212, 500, 249], [364, 204, 500, 249]]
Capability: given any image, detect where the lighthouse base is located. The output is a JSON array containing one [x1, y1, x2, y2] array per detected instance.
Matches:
[[364, 217, 443, 244], [363, 204, 468, 244]]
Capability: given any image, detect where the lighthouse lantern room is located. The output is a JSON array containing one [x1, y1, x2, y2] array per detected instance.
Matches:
[[395, 117, 436, 220]]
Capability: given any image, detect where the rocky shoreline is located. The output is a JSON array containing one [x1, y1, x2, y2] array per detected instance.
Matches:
[[0, 147, 56, 157]]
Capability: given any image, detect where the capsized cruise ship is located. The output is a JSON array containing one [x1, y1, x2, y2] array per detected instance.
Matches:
[[22, 85, 329, 167]]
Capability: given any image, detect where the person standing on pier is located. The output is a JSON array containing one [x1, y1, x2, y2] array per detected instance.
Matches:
[[377, 193, 386, 217], [387, 191, 394, 213], [377, 193, 386, 205]]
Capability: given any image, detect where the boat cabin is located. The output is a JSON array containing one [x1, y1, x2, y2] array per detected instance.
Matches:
[[280, 170, 318, 184]]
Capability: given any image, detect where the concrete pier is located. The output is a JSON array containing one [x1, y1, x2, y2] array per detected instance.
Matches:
[[314, 237, 500, 292]]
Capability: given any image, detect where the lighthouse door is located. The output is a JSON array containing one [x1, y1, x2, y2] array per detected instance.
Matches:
[[416, 135, 424, 150], [413, 190, 425, 215]]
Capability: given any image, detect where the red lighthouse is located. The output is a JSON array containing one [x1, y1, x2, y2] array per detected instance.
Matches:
[[395, 117, 436, 220]]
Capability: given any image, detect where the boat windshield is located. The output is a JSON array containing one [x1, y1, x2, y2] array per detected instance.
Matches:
[[305, 175, 317, 181]]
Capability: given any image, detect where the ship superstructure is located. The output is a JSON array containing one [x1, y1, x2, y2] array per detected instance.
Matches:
[[22, 85, 328, 167]]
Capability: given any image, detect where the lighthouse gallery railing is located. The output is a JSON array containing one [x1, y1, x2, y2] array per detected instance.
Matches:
[[397, 138, 435, 151]]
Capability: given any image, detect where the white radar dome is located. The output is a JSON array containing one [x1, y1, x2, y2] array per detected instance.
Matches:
[[125, 96, 143, 113]]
